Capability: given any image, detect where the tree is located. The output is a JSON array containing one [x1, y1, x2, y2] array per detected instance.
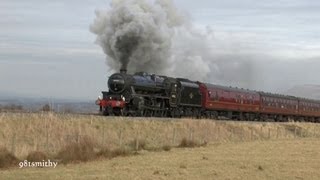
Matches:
[[41, 104, 51, 112]]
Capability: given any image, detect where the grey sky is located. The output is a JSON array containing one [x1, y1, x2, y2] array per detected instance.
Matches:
[[1, 0, 320, 100]]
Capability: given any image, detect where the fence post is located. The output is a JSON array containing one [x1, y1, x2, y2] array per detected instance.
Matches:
[[172, 128, 176, 146], [229, 129, 233, 141], [189, 128, 193, 141], [46, 125, 49, 152], [102, 125, 105, 146], [216, 126, 220, 141], [204, 128, 208, 144], [119, 129, 122, 148], [284, 129, 288, 139], [77, 133, 80, 144], [135, 131, 140, 151], [268, 128, 271, 139], [294, 127, 297, 138], [11, 133, 16, 154], [240, 129, 244, 142]]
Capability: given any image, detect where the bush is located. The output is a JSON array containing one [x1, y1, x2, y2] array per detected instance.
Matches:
[[56, 136, 96, 164], [178, 138, 207, 148], [178, 138, 197, 148], [111, 148, 132, 157], [97, 148, 132, 159], [96, 148, 111, 158], [162, 145, 171, 151], [41, 104, 51, 112], [26, 151, 48, 162], [0, 147, 19, 169]]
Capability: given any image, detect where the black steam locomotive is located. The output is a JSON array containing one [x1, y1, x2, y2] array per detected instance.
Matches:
[[97, 70, 202, 117], [97, 70, 320, 122]]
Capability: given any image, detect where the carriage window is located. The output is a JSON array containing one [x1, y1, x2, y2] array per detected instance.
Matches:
[[211, 91, 219, 101]]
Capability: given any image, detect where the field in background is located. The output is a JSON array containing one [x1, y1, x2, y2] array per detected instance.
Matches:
[[1, 139, 320, 179], [1, 112, 320, 158]]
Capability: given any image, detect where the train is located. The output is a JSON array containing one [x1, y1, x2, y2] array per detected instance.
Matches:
[[96, 70, 320, 122]]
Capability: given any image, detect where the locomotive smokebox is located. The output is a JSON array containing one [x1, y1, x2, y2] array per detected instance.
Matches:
[[120, 68, 127, 74]]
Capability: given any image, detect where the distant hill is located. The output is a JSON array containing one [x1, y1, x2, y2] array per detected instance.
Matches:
[[0, 91, 30, 99], [284, 85, 320, 100], [0, 94, 97, 113]]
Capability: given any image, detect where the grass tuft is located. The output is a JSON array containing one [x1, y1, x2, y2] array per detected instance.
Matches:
[[26, 151, 48, 162], [178, 138, 198, 148], [97, 148, 132, 159], [111, 148, 132, 157], [162, 145, 171, 151], [178, 138, 208, 148], [0, 147, 19, 169], [56, 136, 96, 164]]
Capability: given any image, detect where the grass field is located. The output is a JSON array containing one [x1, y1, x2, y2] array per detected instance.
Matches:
[[1, 112, 320, 179], [1, 138, 320, 180], [1, 112, 320, 158]]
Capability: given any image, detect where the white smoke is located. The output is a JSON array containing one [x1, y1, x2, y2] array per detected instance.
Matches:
[[90, 0, 184, 74], [90, 0, 320, 95], [167, 27, 214, 80], [90, 0, 215, 80]]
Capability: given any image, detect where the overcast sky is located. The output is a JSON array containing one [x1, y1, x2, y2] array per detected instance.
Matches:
[[1, 0, 320, 100]]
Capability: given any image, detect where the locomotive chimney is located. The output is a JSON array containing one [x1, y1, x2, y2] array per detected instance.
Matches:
[[120, 68, 127, 74]]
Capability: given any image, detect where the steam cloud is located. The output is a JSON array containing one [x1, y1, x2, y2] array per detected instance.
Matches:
[[90, 0, 184, 74], [91, 0, 320, 95], [90, 0, 215, 80]]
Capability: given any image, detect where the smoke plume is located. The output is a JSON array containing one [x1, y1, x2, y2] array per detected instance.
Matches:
[[90, 0, 256, 84], [90, 0, 185, 74], [91, 0, 320, 95]]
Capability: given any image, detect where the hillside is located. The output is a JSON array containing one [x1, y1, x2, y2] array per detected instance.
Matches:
[[285, 84, 320, 100]]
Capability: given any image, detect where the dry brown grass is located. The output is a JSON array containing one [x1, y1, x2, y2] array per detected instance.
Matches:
[[178, 138, 203, 148], [26, 151, 48, 162], [97, 148, 133, 159], [1, 112, 320, 159], [178, 138, 207, 148], [1, 139, 320, 179], [0, 147, 19, 169], [162, 145, 171, 151], [128, 138, 147, 151], [1, 112, 320, 178], [56, 136, 97, 164]]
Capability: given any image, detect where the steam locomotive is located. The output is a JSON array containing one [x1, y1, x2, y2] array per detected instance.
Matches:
[[96, 70, 320, 122]]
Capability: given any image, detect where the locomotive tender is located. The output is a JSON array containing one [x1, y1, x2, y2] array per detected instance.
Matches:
[[97, 70, 320, 122]]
